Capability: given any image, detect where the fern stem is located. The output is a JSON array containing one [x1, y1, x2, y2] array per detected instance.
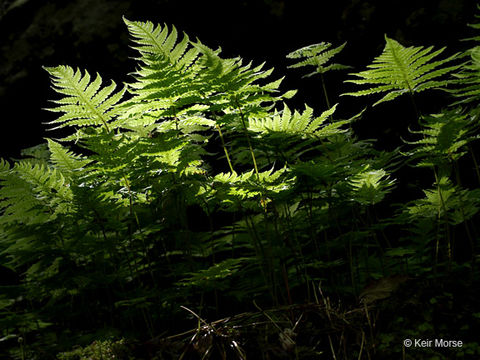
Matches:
[[122, 174, 140, 227], [215, 124, 235, 173], [320, 72, 332, 113], [234, 98, 260, 178], [408, 90, 421, 122], [433, 167, 452, 266]]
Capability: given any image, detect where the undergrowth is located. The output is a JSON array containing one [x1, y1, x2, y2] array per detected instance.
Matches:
[[1, 9, 480, 360]]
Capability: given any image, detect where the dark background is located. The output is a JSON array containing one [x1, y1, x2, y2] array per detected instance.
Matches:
[[0, 0, 477, 158]]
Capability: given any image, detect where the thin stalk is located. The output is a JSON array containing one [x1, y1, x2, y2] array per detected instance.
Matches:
[[433, 167, 452, 266], [234, 98, 260, 178], [358, 330, 365, 360], [328, 335, 337, 360], [122, 174, 140, 227], [408, 91, 421, 122], [320, 72, 331, 109], [215, 124, 235, 173]]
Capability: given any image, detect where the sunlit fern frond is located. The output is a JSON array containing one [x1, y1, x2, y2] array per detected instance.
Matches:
[[348, 164, 395, 205], [123, 17, 195, 66], [343, 35, 461, 106], [286, 42, 350, 78], [120, 20, 295, 131], [44, 66, 125, 134], [192, 41, 296, 117], [247, 103, 347, 137], [403, 108, 479, 167], [46, 139, 91, 178], [211, 167, 294, 210]]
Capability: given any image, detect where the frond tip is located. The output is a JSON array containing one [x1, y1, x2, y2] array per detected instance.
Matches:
[[43, 65, 125, 134], [343, 35, 461, 106]]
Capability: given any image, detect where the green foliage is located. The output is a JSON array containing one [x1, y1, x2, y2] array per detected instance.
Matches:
[[1, 11, 480, 360], [404, 108, 479, 168], [344, 35, 461, 106], [286, 42, 350, 78], [44, 66, 125, 135]]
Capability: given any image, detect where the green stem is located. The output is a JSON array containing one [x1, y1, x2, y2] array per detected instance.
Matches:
[[216, 124, 235, 173], [408, 90, 421, 122], [433, 167, 452, 266], [234, 98, 260, 178], [320, 72, 331, 109]]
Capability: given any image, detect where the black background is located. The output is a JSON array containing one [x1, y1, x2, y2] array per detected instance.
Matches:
[[0, 0, 477, 158]]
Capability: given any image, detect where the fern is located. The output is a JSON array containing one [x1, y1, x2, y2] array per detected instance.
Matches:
[[343, 35, 461, 106], [4, 15, 480, 358], [0, 160, 73, 225], [403, 108, 479, 168], [348, 165, 395, 205], [405, 176, 480, 225], [450, 46, 480, 104], [287, 42, 349, 109], [248, 104, 340, 136], [286, 42, 350, 78], [44, 66, 126, 135], [122, 17, 191, 63], [46, 139, 91, 177]]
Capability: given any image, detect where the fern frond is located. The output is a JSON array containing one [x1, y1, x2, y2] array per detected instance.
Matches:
[[403, 108, 478, 167], [0, 160, 73, 225], [46, 139, 91, 177], [348, 165, 395, 205], [449, 46, 480, 104], [248, 103, 350, 138], [44, 66, 125, 134], [287, 42, 350, 77], [406, 176, 480, 225], [212, 167, 294, 209], [248, 104, 343, 137], [123, 17, 195, 66], [343, 36, 461, 106]]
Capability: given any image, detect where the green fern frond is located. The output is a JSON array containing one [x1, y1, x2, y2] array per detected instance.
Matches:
[[248, 103, 346, 137], [46, 139, 91, 177], [406, 176, 480, 225], [0, 160, 73, 225], [123, 17, 195, 66], [343, 35, 461, 106], [348, 165, 395, 205], [449, 46, 480, 104], [287, 42, 350, 77], [403, 108, 478, 167], [212, 167, 294, 209], [121, 20, 295, 133], [44, 66, 125, 134]]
